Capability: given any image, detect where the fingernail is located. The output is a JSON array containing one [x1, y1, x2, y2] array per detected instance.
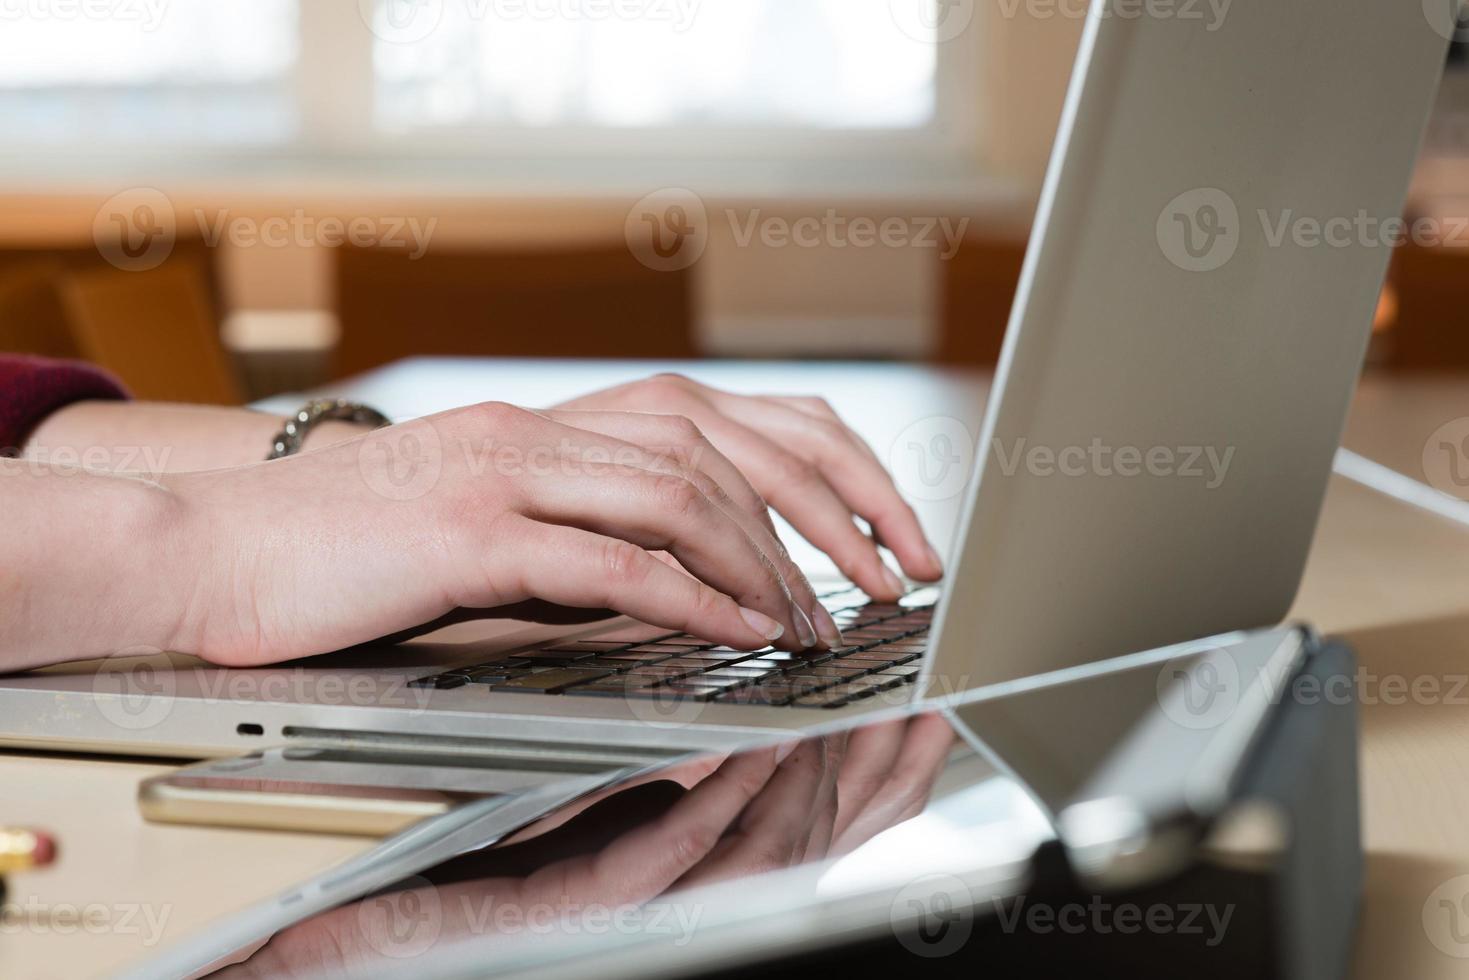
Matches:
[[812, 604, 845, 649], [739, 607, 786, 643], [791, 600, 818, 649], [925, 545, 945, 576], [881, 565, 906, 598]]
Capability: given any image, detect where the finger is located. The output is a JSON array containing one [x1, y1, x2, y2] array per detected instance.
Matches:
[[520, 747, 784, 908], [709, 395, 943, 583], [831, 718, 908, 844], [542, 410, 831, 648], [560, 379, 907, 604], [831, 714, 957, 855], [800, 732, 847, 862], [677, 739, 829, 888], [518, 469, 803, 645], [474, 517, 785, 649], [704, 415, 909, 600], [769, 395, 883, 464]]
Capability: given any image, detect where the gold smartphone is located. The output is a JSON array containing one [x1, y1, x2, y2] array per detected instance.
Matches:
[[139, 746, 623, 836]]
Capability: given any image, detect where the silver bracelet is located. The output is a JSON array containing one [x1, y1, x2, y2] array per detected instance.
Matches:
[[267, 399, 392, 460]]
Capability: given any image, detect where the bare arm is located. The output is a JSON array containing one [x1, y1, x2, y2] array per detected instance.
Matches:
[[23, 401, 371, 473]]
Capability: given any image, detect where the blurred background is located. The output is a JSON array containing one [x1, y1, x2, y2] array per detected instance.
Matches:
[[0, 0, 1466, 404]]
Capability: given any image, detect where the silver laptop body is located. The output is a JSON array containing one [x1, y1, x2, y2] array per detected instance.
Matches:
[[0, 0, 1450, 760]]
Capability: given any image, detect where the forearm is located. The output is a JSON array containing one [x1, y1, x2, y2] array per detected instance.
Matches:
[[1, 459, 188, 671], [23, 401, 371, 473]]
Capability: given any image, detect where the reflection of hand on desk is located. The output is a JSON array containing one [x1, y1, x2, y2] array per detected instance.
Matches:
[[6, 359, 1469, 978]]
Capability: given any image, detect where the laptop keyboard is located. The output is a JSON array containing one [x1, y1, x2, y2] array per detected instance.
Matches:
[[409, 586, 939, 709]]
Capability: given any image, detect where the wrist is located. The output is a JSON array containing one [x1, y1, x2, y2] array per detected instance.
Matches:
[[0, 460, 192, 669]]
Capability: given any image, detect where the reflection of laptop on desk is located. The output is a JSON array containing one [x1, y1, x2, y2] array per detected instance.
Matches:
[[0, 0, 1452, 759]]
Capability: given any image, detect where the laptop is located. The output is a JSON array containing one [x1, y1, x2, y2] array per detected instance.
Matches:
[[0, 0, 1451, 761]]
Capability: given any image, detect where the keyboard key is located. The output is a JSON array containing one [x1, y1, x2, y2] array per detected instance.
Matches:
[[879, 666, 923, 681], [622, 644, 703, 654], [589, 626, 682, 644], [702, 666, 780, 681], [542, 642, 632, 653], [409, 674, 466, 690], [841, 651, 919, 665], [600, 651, 679, 663], [674, 651, 756, 663], [786, 666, 867, 680], [641, 636, 715, 648], [565, 676, 665, 697], [716, 688, 796, 706], [669, 676, 748, 690], [515, 652, 598, 665], [627, 665, 704, 680], [656, 685, 721, 702], [489, 668, 617, 694]]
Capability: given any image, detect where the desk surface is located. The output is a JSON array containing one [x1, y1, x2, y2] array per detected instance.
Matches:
[[9, 359, 1469, 979]]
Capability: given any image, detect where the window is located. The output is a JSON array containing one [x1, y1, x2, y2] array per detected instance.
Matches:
[[0, 0, 979, 180], [372, 0, 937, 131], [0, 0, 297, 144]]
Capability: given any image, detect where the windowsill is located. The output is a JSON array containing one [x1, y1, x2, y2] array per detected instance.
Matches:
[[0, 148, 1034, 211]]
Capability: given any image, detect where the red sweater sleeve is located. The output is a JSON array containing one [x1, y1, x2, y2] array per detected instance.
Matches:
[[0, 355, 129, 454]]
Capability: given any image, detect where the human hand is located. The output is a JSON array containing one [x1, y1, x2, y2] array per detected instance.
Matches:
[[556, 374, 944, 602], [160, 401, 830, 667]]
